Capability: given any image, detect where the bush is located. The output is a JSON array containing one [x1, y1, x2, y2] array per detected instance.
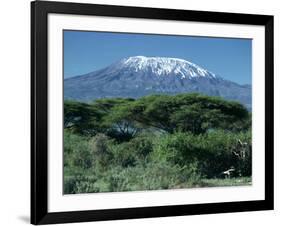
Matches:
[[64, 131, 92, 169], [94, 161, 201, 192], [64, 160, 202, 193], [203, 130, 251, 177], [151, 130, 251, 178], [88, 133, 113, 169], [152, 132, 199, 165], [109, 134, 154, 167], [64, 174, 105, 194], [63, 94, 252, 194]]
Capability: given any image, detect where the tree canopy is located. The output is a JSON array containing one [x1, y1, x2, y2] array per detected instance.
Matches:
[[64, 93, 250, 139]]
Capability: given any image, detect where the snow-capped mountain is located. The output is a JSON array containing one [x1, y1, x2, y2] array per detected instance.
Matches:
[[116, 56, 217, 79], [64, 56, 251, 109]]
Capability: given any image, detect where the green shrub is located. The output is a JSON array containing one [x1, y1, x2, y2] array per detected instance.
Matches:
[[151, 130, 251, 178], [63, 94, 252, 194], [108, 134, 154, 167], [88, 133, 113, 169], [64, 131, 92, 169], [99, 161, 202, 192]]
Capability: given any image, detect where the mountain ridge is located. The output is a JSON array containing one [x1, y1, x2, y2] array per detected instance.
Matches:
[[64, 56, 251, 110]]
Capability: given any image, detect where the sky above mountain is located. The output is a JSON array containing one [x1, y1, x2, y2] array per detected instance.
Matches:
[[64, 30, 252, 84]]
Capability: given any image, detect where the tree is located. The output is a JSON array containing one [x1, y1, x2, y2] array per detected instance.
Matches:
[[128, 93, 250, 134], [171, 103, 221, 134], [65, 93, 250, 137], [100, 99, 141, 141], [64, 100, 104, 136]]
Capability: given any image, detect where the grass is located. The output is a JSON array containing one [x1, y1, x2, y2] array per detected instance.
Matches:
[[199, 177, 252, 187], [64, 171, 252, 194], [161, 177, 252, 190]]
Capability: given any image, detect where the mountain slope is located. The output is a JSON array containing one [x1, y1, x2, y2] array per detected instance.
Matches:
[[64, 56, 251, 109]]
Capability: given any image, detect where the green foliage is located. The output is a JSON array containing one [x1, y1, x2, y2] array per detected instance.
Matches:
[[64, 100, 104, 136], [64, 161, 202, 193], [137, 93, 249, 134], [64, 93, 250, 140], [63, 94, 252, 194], [109, 134, 154, 167], [152, 130, 251, 178], [100, 99, 142, 141], [88, 133, 114, 169], [64, 131, 92, 169]]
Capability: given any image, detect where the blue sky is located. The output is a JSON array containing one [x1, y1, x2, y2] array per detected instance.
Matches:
[[64, 30, 252, 84]]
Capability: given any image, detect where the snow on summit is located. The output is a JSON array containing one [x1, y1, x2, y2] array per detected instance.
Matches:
[[119, 56, 217, 79]]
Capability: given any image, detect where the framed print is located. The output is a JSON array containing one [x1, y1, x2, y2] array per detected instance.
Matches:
[[31, 0, 274, 224]]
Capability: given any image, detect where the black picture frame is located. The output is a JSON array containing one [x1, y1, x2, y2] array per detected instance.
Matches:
[[31, 0, 274, 224]]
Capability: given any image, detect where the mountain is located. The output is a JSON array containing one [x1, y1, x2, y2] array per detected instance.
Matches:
[[64, 56, 251, 109]]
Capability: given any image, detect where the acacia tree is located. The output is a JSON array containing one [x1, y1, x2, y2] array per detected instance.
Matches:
[[169, 95, 250, 134], [96, 98, 141, 141], [127, 93, 250, 134], [64, 100, 104, 136], [65, 93, 250, 138], [125, 95, 177, 132]]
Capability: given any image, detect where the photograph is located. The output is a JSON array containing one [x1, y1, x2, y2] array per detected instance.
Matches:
[[63, 30, 252, 194], [29, 1, 274, 224]]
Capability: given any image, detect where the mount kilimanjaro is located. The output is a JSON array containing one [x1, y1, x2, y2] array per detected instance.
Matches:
[[64, 56, 251, 109]]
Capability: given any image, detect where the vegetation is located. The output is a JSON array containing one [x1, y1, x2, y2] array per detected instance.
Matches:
[[64, 93, 252, 194]]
